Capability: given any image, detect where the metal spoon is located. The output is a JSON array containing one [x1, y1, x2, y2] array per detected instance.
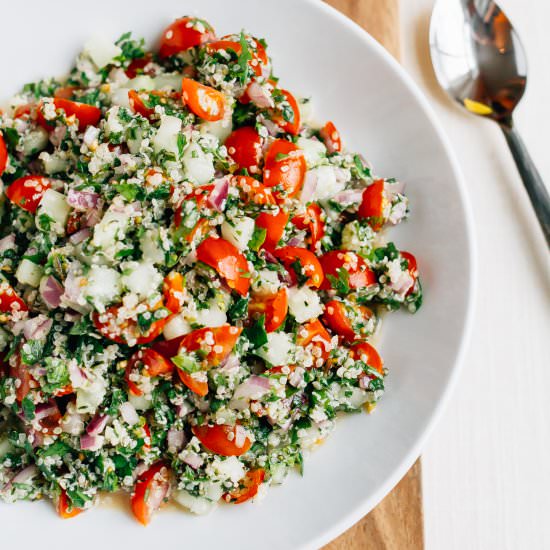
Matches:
[[429, 0, 550, 247]]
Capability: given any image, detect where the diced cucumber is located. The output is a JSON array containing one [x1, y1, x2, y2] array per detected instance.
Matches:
[[287, 286, 323, 323], [120, 261, 162, 299], [173, 489, 217, 515], [257, 332, 293, 366], [221, 217, 255, 251], [84, 265, 121, 310], [21, 128, 49, 156], [183, 142, 215, 184], [163, 313, 192, 340], [37, 189, 70, 231], [84, 36, 122, 69], [153, 115, 182, 158], [15, 259, 43, 287], [297, 137, 327, 169], [153, 73, 183, 91]]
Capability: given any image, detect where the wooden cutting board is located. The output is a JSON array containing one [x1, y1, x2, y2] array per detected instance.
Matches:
[[321, 1, 424, 549]]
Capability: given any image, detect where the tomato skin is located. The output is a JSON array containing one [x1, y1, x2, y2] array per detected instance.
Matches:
[[57, 490, 83, 519], [297, 319, 333, 364], [263, 139, 306, 201], [13, 104, 32, 120], [0, 283, 28, 317], [271, 89, 301, 135], [224, 468, 265, 504], [163, 272, 184, 314], [192, 423, 251, 456], [128, 89, 155, 119], [196, 237, 251, 296], [37, 98, 101, 131], [323, 300, 375, 343], [400, 251, 419, 296], [249, 288, 288, 332], [255, 209, 289, 251], [10, 355, 31, 403], [5, 175, 51, 213], [225, 127, 262, 173], [358, 180, 386, 230], [93, 305, 167, 345], [291, 203, 325, 252], [273, 246, 324, 289], [350, 341, 384, 375], [131, 462, 170, 526], [178, 370, 209, 397], [319, 121, 342, 153], [232, 175, 275, 206], [178, 325, 242, 367], [0, 132, 7, 177], [207, 38, 266, 77], [174, 184, 214, 229], [181, 78, 226, 122], [319, 250, 376, 291], [159, 17, 215, 58], [125, 53, 153, 78]]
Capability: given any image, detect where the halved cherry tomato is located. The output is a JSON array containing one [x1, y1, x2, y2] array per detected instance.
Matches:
[[0, 283, 28, 317], [225, 127, 262, 174], [13, 104, 32, 120], [196, 237, 251, 296], [178, 325, 242, 367], [36, 400, 62, 435], [350, 341, 384, 375], [66, 211, 83, 235], [291, 203, 325, 252], [131, 462, 170, 526], [358, 179, 387, 231], [232, 175, 275, 205], [0, 133, 7, 177], [296, 319, 333, 364], [163, 272, 184, 314], [125, 347, 174, 396], [141, 423, 152, 453], [319, 121, 342, 153], [255, 209, 289, 250], [323, 300, 375, 343], [400, 251, 419, 296], [319, 251, 376, 292], [263, 139, 306, 201], [273, 246, 324, 289], [181, 78, 225, 122], [54, 86, 78, 100], [159, 17, 215, 58], [178, 370, 209, 397], [37, 98, 101, 132], [9, 354, 31, 403], [54, 384, 74, 397], [249, 288, 288, 332], [207, 38, 266, 77], [5, 175, 50, 213], [271, 89, 301, 135], [57, 490, 83, 519], [223, 468, 265, 504], [93, 305, 167, 345], [125, 53, 153, 78], [192, 423, 251, 456], [174, 184, 214, 229], [128, 89, 155, 119]]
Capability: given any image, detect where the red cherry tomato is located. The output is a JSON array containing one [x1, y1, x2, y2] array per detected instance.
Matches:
[[57, 490, 83, 519], [319, 121, 342, 153], [291, 203, 325, 252], [249, 288, 288, 332], [54, 86, 78, 100], [223, 468, 265, 504], [128, 89, 155, 119], [263, 139, 306, 201], [9, 355, 31, 403], [255, 209, 289, 251], [173, 184, 214, 229], [319, 251, 376, 292], [358, 179, 387, 231], [126, 347, 175, 396], [296, 319, 333, 364], [350, 341, 384, 375], [178, 325, 242, 367], [125, 53, 153, 78], [323, 300, 375, 343], [232, 175, 275, 206], [181, 78, 226, 122], [66, 211, 83, 235], [37, 98, 101, 132], [5, 176, 51, 213], [271, 89, 301, 135], [400, 251, 419, 296], [196, 237, 251, 296], [159, 17, 215, 58], [36, 400, 62, 435], [0, 132, 7, 177], [0, 283, 28, 317], [131, 462, 171, 526], [273, 246, 324, 289], [192, 423, 251, 456], [207, 37, 267, 77], [93, 305, 167, 345], [163, 272, 184, 314], [225, 127, 262, 174], [13, 104, 33, 120], [178, 370, 209, 397]]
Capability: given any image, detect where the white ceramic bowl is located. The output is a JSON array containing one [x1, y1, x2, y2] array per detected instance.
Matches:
[[0, 0, 475, 548]]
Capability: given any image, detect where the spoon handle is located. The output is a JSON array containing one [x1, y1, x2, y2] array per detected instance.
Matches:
[[501, 124, 550, 248]]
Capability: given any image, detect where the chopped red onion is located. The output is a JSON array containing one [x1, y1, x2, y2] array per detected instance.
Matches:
[[332, 188, 364, 206], [23, 315, 53, 341], [119, 402, 139, 426], [287, 236, 303, 247], [50, 125, 67, 147], [386, 179, 406, 198], [221, 353, 240, 371], [230, 376, 271, 410], [167, 428, 186, 451], [67, 189, 100, 212], [183, 452, 204, 470], [69, 228, 91, 244], [247, 81, 274, 109], [0, 234, 15, 253], [33, 401, 58, 421], [359, 377, 370, 390], [207, 177, 229, 211], [68, 362, 88, 387], [61, 411, 85, 435], [300, 171, 318, 203], [39, 275, 64, 309], [2, 465, 38, 492], [262, 249, 278, 264], [80, 433, 104, 451], [82, 200, 104, 227], [86, 414, 109, 436]]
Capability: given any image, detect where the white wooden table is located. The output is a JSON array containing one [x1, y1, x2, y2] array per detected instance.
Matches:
[[399, 1, 550, 548]]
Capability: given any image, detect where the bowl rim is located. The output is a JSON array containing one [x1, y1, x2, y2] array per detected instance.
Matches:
[[301, 0, 477, 547]]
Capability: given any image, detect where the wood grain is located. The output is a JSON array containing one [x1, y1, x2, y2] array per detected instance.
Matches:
[[321, 1, 423, 548]]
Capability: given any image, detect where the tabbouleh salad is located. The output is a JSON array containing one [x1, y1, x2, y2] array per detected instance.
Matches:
[[0, 16, 422, 523]]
